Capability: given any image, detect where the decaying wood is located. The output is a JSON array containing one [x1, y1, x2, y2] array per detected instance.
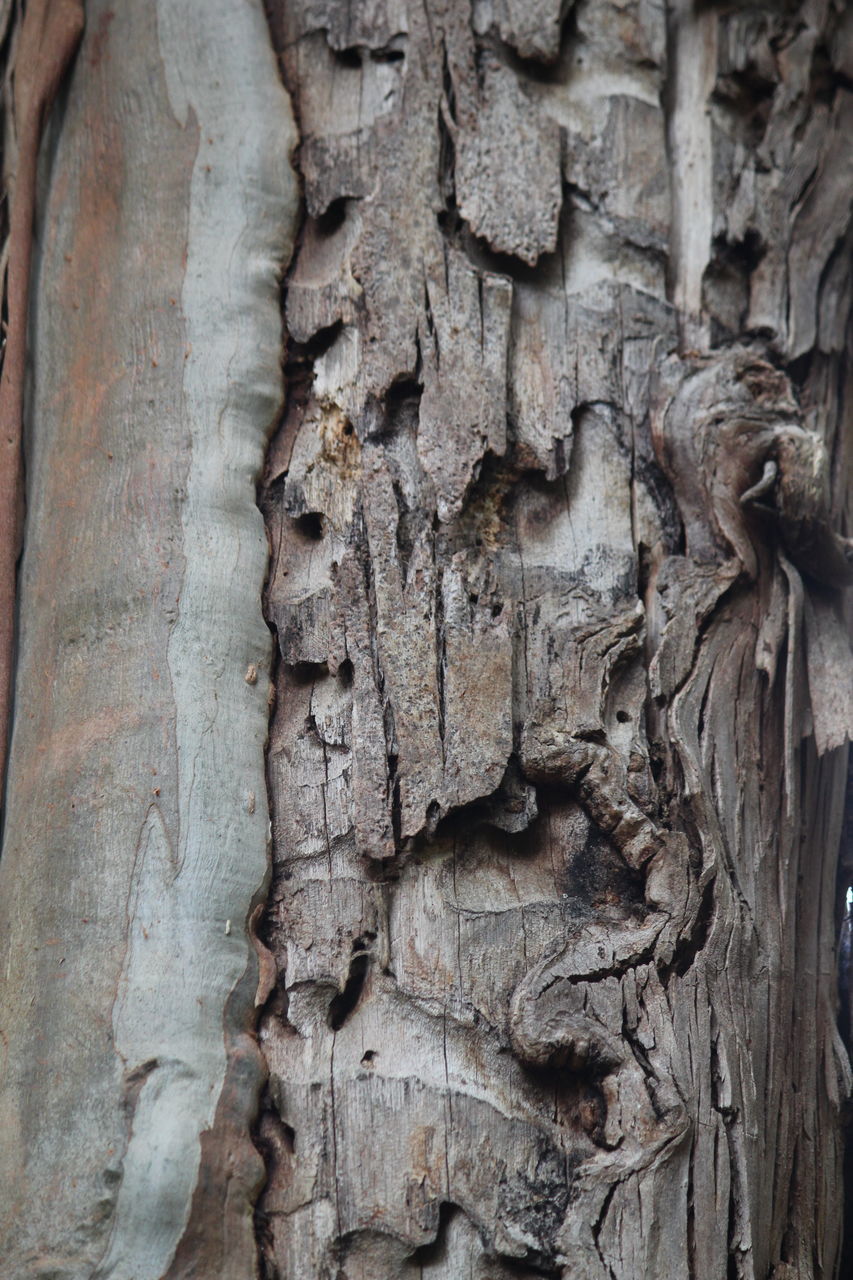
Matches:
[[0, 1, 850, 1276], [0, 2, 298, 1276], [258, 2, 853, 1276]]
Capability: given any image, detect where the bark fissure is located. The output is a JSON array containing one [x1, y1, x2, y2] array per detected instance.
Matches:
[[1, 1, 847, 1276]]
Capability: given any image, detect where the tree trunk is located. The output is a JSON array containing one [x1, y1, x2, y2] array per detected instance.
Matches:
[[1, 2, 852, 1279], [0, 3, 299, 1275]]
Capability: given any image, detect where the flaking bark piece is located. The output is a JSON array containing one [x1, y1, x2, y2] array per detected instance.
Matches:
[[454, 55, 562, 266]]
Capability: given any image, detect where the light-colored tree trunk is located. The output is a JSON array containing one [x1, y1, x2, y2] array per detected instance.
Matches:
[[0, 2, 299, 1276], [1, 2, 853, 1279]]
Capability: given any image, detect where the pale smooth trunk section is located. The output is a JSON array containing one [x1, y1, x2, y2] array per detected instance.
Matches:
[[0, 3, 297, 1277]]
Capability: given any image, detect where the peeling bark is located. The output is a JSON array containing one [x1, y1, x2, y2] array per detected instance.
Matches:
[[0, 1, 850, 1277], [257, 2, 853, 1277]]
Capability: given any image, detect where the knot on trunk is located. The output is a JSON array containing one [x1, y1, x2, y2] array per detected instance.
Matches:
[[652, 346, 853, 588]]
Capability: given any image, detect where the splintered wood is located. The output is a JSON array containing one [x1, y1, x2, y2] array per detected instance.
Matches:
[[258, 3, 853, 1277]]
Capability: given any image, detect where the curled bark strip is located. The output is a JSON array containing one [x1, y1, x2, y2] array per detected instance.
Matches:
[[0, 0, 83, 804]]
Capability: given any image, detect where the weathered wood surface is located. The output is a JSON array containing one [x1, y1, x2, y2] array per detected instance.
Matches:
[[0, 2, 298, 1276], [259, 2, 853, 1277], [0, 1, 850, 1277]]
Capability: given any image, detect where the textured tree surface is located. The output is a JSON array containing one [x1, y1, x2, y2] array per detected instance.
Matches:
[[257, 2, 853, 1278], [0, 2, 852, 1280]]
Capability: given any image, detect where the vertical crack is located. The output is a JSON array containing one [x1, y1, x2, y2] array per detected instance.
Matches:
[[663, 0, 716, 351], [252, 5, 308, 1272]]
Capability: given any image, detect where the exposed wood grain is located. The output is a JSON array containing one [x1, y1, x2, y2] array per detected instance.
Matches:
[[0, 0, 849, 1274], [259, 1, 853, 1276]]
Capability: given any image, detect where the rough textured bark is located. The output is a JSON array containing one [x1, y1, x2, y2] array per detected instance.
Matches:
[[256, 2, 853, 1278], [0, 2, 851, 1279], [0, 3, 298, 1276]]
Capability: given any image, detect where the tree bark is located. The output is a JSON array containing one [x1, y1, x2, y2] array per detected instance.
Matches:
[[257, 2, 853, 1278], [0, 3, 298, 1276], [0, 3, 851, 1280]]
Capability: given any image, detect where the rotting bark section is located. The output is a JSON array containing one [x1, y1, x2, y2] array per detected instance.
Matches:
[[257, 3, 853, 1277]]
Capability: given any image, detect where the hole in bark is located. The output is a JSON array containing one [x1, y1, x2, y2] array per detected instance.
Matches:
[[550, 1075, 608, 1146], [328, 940, 371, 1030], [809, 42, 837, 105], [670, 877, 715, 978], [615, 710, 630, 723], [253, 1103, 297, 1278], [361, 1049, 377, 1066], [254, 1206, 276, 1280], [712, 66, 775, 142], [407, 1202, 456, 1265], [389, 774, 402, 848], [785, 349, 814, 391], [337, 658, 354, 687], [451, 215, 564, 284], [488, 2, 579, 85], [288, 660, 329, 686], [386, 375, 422, 407], [315, 197, 348, 236], [372, 46, 404, 63], [294, 511, 324, 540], [333, 45, 362, 68], [726, 1228, 739, 1279], [287, 318, 343, 367], [704, 231, 766, 338], [373, 375, 422, 444], [426, 799, 442, 835]]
